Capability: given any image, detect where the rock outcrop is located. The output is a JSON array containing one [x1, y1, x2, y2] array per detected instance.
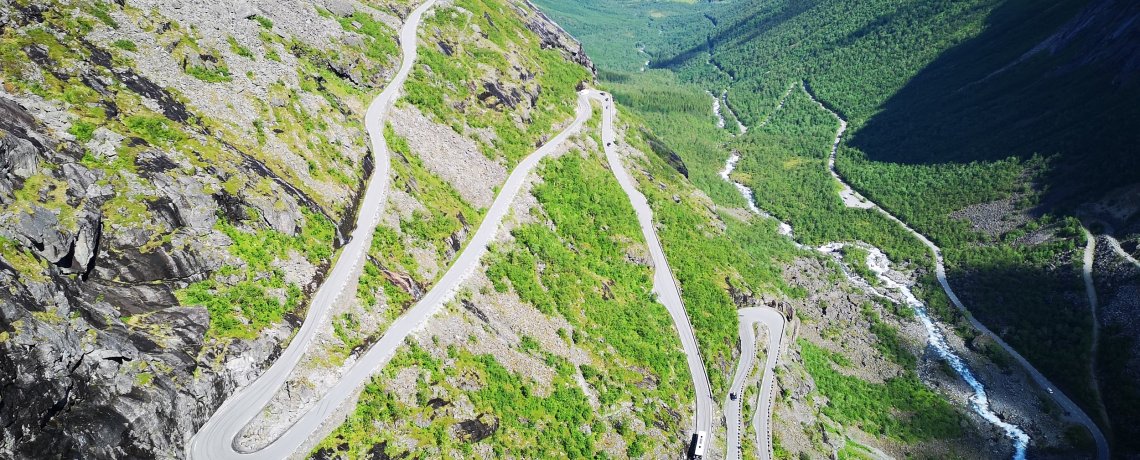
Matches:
[[0, 0, 412, 457], [514, 0, 595, 74], [0, 0, 598, 457]]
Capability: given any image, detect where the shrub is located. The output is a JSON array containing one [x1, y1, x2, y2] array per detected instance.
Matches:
[[112, 39, 136, 52]]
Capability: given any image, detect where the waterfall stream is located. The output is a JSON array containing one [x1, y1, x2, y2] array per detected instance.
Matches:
[[722, 133, 1030, 460], [818, 243, 1030, 460]]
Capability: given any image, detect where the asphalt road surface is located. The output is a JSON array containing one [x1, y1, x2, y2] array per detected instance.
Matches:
[[591, 90, 715, 437], [724, 308, 785, 460], [187, 1, 438, 457], [187, 2, 594, 456]]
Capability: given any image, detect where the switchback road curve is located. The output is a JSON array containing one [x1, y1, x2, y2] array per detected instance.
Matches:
[[187, 1, 439, 457], [188, 2, 597, 456], [725, 308, 785, 460]]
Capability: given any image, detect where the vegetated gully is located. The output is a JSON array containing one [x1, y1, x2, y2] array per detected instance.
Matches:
[[187, 2, 714, 456], [718, 81, 1107, 460], [717, 85, 791, 460]]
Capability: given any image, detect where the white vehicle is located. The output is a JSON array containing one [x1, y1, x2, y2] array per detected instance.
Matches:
[[688, 431, 707, 459]]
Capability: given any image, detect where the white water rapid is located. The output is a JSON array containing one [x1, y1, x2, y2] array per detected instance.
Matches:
[[818, 244, 1031, 460]]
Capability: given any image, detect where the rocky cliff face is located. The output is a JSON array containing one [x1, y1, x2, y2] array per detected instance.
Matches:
[[515, 0, 595, 74], [0, 0, 589, 458]]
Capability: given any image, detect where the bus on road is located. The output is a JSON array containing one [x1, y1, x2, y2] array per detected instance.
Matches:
[[688, 431, 707, 459]]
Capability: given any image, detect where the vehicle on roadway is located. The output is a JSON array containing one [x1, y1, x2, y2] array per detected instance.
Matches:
[[688, 431, 707, 460], [730, 392, 737, 401]]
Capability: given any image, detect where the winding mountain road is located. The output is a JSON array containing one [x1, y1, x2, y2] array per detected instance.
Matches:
[[187, 1, 438, 457], [720, 80, 1107, 459], [724, 308, 785, 460], [1081, 227, 1111, 436], [177, 7, 1108, 457], [803, 83, 1110, 460], [187, 1, 598, 456], [592, 90, 715, 438], [1107, 235, 1140, 268], [717, 164, 787, 460], [716, 85, 799, 460], [187, 19, 714, 457]]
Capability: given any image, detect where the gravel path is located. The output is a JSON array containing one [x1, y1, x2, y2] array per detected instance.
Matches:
[[1106, 234, 1140, 269], [1082, 227, 1114, 437]]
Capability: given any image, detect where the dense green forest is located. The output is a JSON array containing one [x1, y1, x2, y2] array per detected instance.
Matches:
[[730, 88, 932, 266], [531, 0, 716, 73], [536, 0, 1139, 451]]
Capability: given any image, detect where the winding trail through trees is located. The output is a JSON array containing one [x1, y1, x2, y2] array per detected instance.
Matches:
[[802, 82, 1108, 460]]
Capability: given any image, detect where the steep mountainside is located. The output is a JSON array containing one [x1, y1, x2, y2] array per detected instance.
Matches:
[[313, 110, 695, 459], [535, 0, 1138, 455], [534, 0, 1135, 457], [0, 0, 590, 457], [3, 0, 1133, 457]]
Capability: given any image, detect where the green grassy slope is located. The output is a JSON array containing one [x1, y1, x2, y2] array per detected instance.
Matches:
[[315, 144, 696, 459]]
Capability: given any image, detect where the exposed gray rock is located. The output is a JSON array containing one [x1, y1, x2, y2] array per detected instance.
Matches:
[[0, 129, 39, 180], [0, 97, 44, 188], [153, 173, 219, 234], [513, 0, 595, 74], [0, 1, 339, 456], [390, 104, 506, 209], [0, 0, 599, 457], [70, 218, 101, 275], [325, 0, 356, 17]]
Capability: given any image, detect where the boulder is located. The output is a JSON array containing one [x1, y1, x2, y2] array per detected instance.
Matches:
[[325, 0, 355, 17]]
